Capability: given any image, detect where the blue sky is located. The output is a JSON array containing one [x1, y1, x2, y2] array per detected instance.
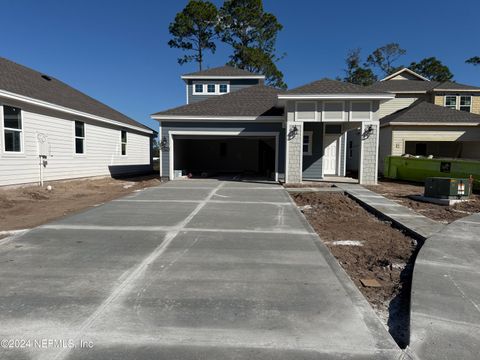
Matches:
[[1, 0, 480, 130]]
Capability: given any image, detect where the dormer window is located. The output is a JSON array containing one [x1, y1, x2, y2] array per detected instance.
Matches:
[[193, 82, 230, 95], [444, 95, 471, 112]]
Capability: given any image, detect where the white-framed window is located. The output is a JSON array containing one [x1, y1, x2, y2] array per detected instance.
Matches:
[[194, 83, 204, 94], [303, 131, 313, 155], [3, 105, 23, 153], [444, 95, 472, 112], [121, 130, 127, 155], [460, 96, 472, 112], [296, 102, 317, 121], [444, 95, 457, 109], [350, 101, 372, 121], [193, 82, 229, 95], [74, 121, 85, 154], [323, 101, 345, 121], [219, 84, 228, 93]]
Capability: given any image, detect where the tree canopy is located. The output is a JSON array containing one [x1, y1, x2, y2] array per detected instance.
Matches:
[[343, 48, 377, 86], [466, 56, 480, 66], [366, 43, 406, 76], [168, 0, 219, 71], [409, 57, 453, 82], [218, 0, 286, 88]]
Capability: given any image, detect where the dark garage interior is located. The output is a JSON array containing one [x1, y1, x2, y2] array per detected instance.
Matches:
[[173, 136, 276, 179]]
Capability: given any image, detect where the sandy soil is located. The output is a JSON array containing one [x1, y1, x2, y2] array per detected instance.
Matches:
[[367, 180, 480, 224], [0, 175, 162, 232], [292, 191, 416, 347]]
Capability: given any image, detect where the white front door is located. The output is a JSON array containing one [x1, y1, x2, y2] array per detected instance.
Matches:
[[323, 137, 337, 175]]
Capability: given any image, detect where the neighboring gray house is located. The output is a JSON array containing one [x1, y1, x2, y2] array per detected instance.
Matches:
[[152, 66, 393, 184], [0, 57, 155, 186]]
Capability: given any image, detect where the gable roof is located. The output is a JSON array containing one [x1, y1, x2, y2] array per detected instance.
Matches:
[[278, 78, 393, 100], [381, 68, 430, 82], [0, 57, 152, 133], [152, 85, 284, 119], [181, 65, 265, 79], [381, 100, 480, 126]]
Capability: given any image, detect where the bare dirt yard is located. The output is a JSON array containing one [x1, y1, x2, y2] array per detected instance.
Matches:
[[0, 175, 162, 232], [366, 180, 480, 224], [291, 191, 417, 347]]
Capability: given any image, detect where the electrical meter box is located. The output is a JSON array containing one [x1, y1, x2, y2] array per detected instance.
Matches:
[[424, 177, 472, 199]]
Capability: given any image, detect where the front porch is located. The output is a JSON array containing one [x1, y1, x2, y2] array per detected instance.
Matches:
[[285, 120, 379, 185]]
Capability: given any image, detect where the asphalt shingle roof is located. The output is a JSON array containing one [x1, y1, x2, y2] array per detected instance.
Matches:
[[152, 85, 284, 117], [369, 80, 480, 93], [284, 78, 390, 94], [381, 100, 480, 126], [182, 65, 262, 78], [369, 80, 437, 92], [0, 57, 152, 131]]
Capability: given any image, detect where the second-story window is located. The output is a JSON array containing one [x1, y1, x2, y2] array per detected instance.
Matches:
[[219, 84, 228, 93], [445, 95, 457, 109], [460, 96, 471, 112], [207, 84, 215, 93], [194, 84, 203, 93]]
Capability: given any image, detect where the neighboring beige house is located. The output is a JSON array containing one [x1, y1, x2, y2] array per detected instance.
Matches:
[[347, 68, 480, 174], [0, 57, 155, 187]]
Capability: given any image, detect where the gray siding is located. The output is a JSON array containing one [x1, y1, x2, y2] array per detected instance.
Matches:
[[160, 121, 285, 178], [186, 79, 260, 104], [302, 122, 323, 179]]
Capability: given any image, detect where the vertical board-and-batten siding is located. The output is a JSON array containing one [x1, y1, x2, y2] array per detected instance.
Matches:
[[160, 121, 285, 178], [302, 122, 323, 179], [0, 106, 152, 186], [187, 79, 260, 103]]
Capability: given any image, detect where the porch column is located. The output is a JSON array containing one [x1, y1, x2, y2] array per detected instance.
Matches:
[[359, 122, 379, 185], [285, 121, 303, 183]]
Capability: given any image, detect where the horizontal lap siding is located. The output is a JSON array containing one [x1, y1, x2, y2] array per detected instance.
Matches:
[[0, 110, 152, 186], [160, 121, 285, 177], [302, 122, 323, 179]]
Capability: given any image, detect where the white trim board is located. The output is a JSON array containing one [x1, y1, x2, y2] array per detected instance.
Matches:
[[381, 68, 430, 82], [0, 89, 153, 134], [278, 94, 394, 100], [381, 122, 480, 127], [181, 75, 265, 80], [168, 130, 279, 182], [151, 115, 284, 122]]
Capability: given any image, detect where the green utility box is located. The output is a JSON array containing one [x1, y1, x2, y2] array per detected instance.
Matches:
[[424, 177, 472, 199]]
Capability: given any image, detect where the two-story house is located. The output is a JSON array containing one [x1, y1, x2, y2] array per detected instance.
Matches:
[[357, 68, 480, 173], [152, 65, 393, 184]]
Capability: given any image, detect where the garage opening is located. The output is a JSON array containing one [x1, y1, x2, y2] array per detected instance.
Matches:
[[405, 141, 480, 160], [173, 135, 277, 179]]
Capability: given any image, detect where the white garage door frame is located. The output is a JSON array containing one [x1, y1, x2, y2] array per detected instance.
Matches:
[[168, 130, 279, 181]]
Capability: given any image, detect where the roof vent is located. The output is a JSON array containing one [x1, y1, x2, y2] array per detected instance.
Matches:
[[41, 74, 52, 81]]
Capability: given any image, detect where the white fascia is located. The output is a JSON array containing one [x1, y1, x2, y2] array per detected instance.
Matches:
[[277, 94, 395, 100], [150, 115, 284, 122], [382, 122, 479, 127], [181, 75, 265, 80], [0, 89, 153, 134]]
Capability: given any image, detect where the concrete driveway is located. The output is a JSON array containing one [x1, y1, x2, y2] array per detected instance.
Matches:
[[0, 179, 401, 360]]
